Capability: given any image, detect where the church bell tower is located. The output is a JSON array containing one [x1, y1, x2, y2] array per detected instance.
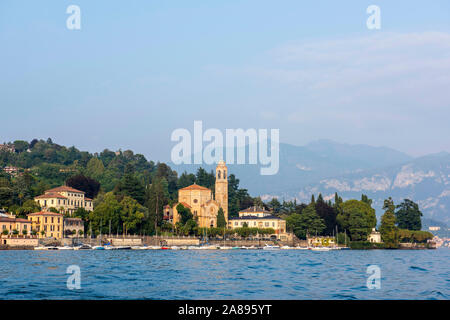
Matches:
[[215, 160, 228, 223]]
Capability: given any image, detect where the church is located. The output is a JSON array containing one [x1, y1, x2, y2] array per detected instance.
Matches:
[[168, 160, 228, 228]]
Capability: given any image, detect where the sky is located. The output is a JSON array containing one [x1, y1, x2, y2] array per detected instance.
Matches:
[[1, 0, 449, 162]]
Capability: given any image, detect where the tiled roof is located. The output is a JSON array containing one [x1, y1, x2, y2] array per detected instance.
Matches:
[[239, 206, 271, 214], [28, 211, 63, 217], [179, 183, 210, 191], [45, 186, 85, 194], [0, 217, 31, 223], [35, 192, 68, 199], [176, 202, 192, 209], [229, 215, 282, 220]]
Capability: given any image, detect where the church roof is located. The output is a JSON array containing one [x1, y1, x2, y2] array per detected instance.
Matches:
[[175, 202, 192, 209], [229, 215, 282, 220], [179, 183, 210, 191]]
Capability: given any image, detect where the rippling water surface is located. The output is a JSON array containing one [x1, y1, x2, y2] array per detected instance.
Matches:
[[0, 249, 448, 299]]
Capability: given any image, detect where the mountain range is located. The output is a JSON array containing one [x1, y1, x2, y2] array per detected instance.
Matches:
[[171, 140, 450, 224]]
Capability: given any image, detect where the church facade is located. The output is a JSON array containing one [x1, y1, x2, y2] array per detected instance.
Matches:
[[170, 161, 228, 228]]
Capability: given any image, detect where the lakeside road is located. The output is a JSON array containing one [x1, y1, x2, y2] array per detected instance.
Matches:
[[0, 249, 448, 299]]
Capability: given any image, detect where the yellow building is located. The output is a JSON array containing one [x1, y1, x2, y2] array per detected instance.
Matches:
[[171, 161, 228, 228], [27, 211, 64, 239], [35, 185, 93, 215], [0, 214, 32, 235], [228, 206, 287, 239]]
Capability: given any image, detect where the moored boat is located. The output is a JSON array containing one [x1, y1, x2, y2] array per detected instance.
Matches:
[[263, 244, 280, 250]]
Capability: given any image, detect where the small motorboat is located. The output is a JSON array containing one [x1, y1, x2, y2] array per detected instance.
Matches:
[[34, 246, 47, 250], [57, 246, 74, 250], [311, 247, 332, 251], [74, 244, 92, 250], [161, 246, 171, 250], [92, 246, 105, 250], [263, 244, 280, 250]]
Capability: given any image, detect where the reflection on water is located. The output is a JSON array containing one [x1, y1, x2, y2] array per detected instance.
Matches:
[[0, 249, 449, 299]]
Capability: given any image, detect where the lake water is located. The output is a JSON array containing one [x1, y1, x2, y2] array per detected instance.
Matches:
[[0, 249, 448, 299]]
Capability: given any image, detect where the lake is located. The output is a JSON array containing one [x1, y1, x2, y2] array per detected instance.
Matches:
[[0, 249, 448, 299]]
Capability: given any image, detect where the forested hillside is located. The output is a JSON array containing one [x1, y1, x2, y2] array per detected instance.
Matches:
[[0, 139, 254, 235]]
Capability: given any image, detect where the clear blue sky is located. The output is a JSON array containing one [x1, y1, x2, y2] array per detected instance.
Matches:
[[1, 1, 449, 161]]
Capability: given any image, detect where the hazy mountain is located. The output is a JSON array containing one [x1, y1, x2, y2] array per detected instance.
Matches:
[[266, 152, 450, 224], [171, 139, 413, 194], [171, 140, 450, 223]]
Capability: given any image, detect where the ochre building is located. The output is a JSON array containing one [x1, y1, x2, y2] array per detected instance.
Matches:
[[28, 211, 64, 239], [170, 161, 228, 228], [34, 185, 93, 215]]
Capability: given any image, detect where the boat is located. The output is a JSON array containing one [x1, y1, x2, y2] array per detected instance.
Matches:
[[74, 244, 92, 250], [115, 246, 132, 250], [280, 245, 292, 250], [262, 244, 280, 250], [92, 245, 105, 250], [57, 246, 74, 250], [311, 247, 332, 251], [294, 246, 309, 250], [46, 246, 59, 250], [34, 246, 47, 250], [219, 246, 232, 250], [161, 246, 171, 250], [131, 246, 147, 250]]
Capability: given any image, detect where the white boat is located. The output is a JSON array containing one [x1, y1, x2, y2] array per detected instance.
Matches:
[[131, 246, 147, 250], [311, 247, 332, 251], [74, 244, 92, 250], [219, 246, 232, 250], [294, 246, 310, 250], [57, 246, 74, 250], [92, 245, 105, 250], [34, 246, 47, 250], [280, 245, 292, 250], [263, 244, 280, 250]]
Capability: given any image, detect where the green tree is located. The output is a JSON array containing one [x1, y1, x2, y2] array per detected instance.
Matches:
[[216, 207, 226, 228], [286, 204, 325, 239], [268, 198, 282, 214], [315, 195, 338, 235], [380, 197, 398, 248], [89, 192, 123, 235], [114, 164, 146, 204], [337, 199, 377, 241], [395, 199, 423, 231], [120, 196, 146, 235], [66, 174, 100, 199], [176, 203, 193, 225]]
